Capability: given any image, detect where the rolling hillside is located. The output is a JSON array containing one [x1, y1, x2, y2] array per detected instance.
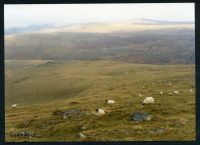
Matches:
[[5, 20, 195, 64], [5, 60, 195, 141], [5, 19, 195, 141]]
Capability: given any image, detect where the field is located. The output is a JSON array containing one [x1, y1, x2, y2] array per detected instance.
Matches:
[[5, 60, 195, 141]]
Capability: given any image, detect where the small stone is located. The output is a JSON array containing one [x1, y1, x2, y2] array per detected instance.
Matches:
[[131, 112, 152, 122], [144, 115, 152, 121], [63, 115, 68, 119], [81, 126, 87, 130], [53, 109, 82, 119]]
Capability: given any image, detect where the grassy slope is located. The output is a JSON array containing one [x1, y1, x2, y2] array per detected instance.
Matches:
[[5, 60, 195, 141]]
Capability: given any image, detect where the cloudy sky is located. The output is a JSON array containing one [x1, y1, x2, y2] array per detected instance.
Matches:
[[4, 3, 194, 28]]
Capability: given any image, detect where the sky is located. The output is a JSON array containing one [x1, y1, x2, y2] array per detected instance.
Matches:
[[4, 3, 194, 29]]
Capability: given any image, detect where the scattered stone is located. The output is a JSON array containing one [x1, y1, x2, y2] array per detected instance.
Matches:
[[53, 109, 82, 119], [131, 112, 152, 122], [63, 110, 82, 119], [81, 126, 87, 130], [139, 94, 142, 97], [63, 115, 68, 119]]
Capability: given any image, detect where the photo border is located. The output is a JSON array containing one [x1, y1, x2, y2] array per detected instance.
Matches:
[[0, 0, 199, 145]]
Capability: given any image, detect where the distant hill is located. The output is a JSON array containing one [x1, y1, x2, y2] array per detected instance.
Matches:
[[5, 24, 55, 35], [139, 18, 194, 25], [5, 20, 195, 64]]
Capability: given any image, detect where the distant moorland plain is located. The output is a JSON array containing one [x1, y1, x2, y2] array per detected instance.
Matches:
[[5, 20, 194, 64]]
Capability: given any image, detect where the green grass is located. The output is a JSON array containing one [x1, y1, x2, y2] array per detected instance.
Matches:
[[5, 60, 195, 141]]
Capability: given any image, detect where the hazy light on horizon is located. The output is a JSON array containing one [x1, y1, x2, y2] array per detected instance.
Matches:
[[4, 3, 194, 28]]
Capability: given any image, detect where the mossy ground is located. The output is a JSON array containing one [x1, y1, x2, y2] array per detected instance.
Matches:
[[5, 60, 195, 141]]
